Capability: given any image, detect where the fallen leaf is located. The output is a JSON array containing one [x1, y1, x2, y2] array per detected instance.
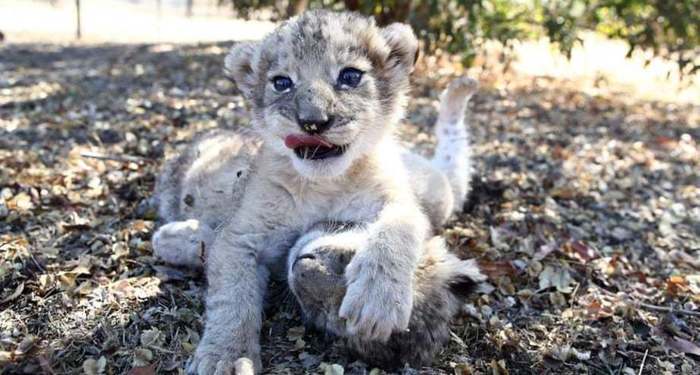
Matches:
[[36, 353, 56, 374], [488, 359, 509, 375], [549, 292, 567, 307], [665, 337, 700, 357], [133, 348, 153, 367], [539, 266, 574, 293], [562, 241, 598, 263], [533, 242, 557, 261], [1, 282, 24, 303], [287, 326, 305, 341], [8, 192, 34, 211], [453, 362, 475, 375], [668, 251, 700, 269], [320, 363, 344, 375], [140, 328, 164, 349], [82, 356, 106, 375], [127, 364, 156, 375], [489, 226, 509, 250], [584, 299, 613, 320], [16, 335, 35, 354], [548, 345, 591, 362], [0, 351, 12, 364], [477, 260, 517, 279], [298, 352, 320, 369], [550, 187, 577, 200], [666, 276, 689, 296]]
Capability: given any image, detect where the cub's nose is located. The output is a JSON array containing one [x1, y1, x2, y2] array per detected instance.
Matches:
[[297, 114, 334, 135]]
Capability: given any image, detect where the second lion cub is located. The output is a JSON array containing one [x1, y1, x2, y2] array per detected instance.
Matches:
[[153, 10, 478, 374]]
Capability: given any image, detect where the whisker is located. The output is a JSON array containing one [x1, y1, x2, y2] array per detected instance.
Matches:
[[311, 145, 321, 159]]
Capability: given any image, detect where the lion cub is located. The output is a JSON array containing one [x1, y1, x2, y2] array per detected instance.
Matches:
[[152, 10, 477, 374], [288, 222, 485, 368]]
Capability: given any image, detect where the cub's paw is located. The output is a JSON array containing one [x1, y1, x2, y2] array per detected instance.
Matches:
[[339, 256, 413, 342], [444, 76, 478, 101], [186, 349, 258, 375], [153, 220, 212, 268]]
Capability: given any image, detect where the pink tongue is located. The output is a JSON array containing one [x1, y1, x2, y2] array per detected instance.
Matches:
[[284, 134, 333, 149]]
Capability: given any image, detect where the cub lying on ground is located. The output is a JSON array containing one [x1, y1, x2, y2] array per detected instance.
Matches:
[[288, 222, 485, 368], [152, 9, 478, 374]]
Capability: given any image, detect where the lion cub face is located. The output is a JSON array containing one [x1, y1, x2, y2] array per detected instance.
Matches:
[[225, 11, 418, 179]]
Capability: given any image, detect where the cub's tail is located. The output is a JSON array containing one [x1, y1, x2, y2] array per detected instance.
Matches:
[[431, 76, 478, 212]]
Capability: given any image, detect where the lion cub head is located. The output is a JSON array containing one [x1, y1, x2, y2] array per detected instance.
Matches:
[[225, 10, 418, 179], [287, 223, 486, 368]]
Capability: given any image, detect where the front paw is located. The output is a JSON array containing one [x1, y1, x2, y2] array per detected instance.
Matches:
[[153, 220, 211, 268], [187, 346, 259, 375], [338, 258, 413, 342]]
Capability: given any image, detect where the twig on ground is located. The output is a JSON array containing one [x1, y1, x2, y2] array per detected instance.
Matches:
[[638, 349, 648, 375], [80, 152, 152, 164], [637, 302, 700, 317]]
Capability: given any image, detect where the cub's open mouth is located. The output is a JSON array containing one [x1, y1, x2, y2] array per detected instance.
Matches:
[[284, 134, 348, 160]]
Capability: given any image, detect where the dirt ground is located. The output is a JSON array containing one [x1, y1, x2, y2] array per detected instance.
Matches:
[[1, 41, 699, 375]]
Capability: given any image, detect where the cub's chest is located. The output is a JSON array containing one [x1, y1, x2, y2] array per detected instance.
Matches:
[[294, 188, 386, 225]]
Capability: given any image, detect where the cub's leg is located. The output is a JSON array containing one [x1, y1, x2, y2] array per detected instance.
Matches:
[[402, 77, 478, 229], [187, 177, 299, 375], [339, 162, 429, 341], [402, 151, 453, 228], [430, 76, 479, 212]]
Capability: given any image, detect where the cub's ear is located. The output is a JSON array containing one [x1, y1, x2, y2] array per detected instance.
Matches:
[[224, 41, 260, 100], [380, 23, 419, 73]]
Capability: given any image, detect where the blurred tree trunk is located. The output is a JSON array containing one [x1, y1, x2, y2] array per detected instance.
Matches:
[[286, 0, 309, 17], [379, 0, 412, 25], [344, 0, 360, 12], [75, 0, 81, 39], [343, 0, 412, 25], [186, 0, 194, 17]]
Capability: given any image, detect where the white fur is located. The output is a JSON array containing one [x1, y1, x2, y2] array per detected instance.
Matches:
[[153, 76, 479, 373], [431, 76, 478, 211], [152, 220, 211, 268], [154, 39, 478, 373]]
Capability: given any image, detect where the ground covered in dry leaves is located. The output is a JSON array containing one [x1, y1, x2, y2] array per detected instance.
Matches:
[[1, 42, 699, 375]]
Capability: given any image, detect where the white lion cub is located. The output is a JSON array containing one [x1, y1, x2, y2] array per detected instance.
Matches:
[[152, 10, 478, 374]]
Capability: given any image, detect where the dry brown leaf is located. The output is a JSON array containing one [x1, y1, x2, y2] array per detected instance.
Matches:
[[666, 276, 689, 296], [584, 299, 613, 320], [477, 260, 517, 279], [127, 363, 156, 375], [1, 282, 24, 303], [562, 240, 598, 263]]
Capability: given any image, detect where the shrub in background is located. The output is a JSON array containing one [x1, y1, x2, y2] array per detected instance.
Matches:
[[222, 0, 699, 76]]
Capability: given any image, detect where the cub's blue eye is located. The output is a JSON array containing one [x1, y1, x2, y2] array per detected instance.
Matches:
[[272, 76, 293, 92], [338, 68, 363, 88]]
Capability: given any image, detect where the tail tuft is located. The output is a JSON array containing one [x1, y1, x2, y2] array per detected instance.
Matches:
[[431, 76, 478, 212]]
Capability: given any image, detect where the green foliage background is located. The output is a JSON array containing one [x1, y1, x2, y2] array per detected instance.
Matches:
[[225, 0, 699, 75]]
